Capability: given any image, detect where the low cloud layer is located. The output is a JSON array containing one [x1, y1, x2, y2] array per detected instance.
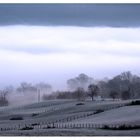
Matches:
[[0, 25, 140, 90]]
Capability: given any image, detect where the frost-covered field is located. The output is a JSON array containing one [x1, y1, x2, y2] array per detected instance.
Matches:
[[0, 99, 140, 136]]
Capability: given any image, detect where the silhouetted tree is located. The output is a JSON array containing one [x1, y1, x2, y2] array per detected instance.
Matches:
[[67, 73, 93, 91], [17, 82, 37, 93], [36, 82, 52, 94], [107, 71, 135, 99], [75, 87, 86, 101], [67, 78, 79, 91], [4, 85, 14, 94], [109, 91, 119, 100], [88, 84, 99, 101], [0, 90, 9, 106], [121, 87, 131, 100], [98, 80, 109, 98]]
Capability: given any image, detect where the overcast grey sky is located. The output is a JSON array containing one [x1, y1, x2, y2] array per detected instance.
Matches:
[[0, 4, 140, 27], [0, 4, 140, 90]]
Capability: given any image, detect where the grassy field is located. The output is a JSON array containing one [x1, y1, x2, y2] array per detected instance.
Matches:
[[0, 99, 140, 136]]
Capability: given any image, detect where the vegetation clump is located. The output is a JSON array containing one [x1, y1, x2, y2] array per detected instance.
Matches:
[[103, 124, 140, 130], [10, 116, 23, 120], [94, 109, 104, 114], [128, 100, 140, 106], [21, 126, 34, 130], [76, 102, 85, 106], [32, 113, 39, 117], [31, 123, 39, 126]]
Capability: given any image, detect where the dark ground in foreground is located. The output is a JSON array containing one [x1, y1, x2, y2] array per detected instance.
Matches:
[[0, 128, 140, 136]]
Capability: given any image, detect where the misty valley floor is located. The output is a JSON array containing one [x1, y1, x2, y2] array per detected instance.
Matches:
[[0, 99, 140, 136]]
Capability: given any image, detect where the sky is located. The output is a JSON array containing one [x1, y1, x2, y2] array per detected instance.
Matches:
[[0, 4, 140, 90]]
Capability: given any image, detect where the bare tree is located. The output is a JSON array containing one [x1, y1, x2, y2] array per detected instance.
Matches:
[[4, 85, 14, 94], [36, 82, 52, 94], [17, 82, 37, 93], [0, 90, 9, 106]]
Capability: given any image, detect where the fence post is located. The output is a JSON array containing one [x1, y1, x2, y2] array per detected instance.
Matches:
[[98, 124, 100, 129], [40, 123, 43, 129], [95, 124, 97, 128], [92, 124, 94, 128], [59, 123, 61, 128], [83, 123, 85, 128], [86, 123, 88, 128], [63, 123, 64, 129], [18, 124, 20, 130], [77, 124, 79, 128], [78, 124, 79, 128], [88, 123, 90, 128], [89, 123, 91, 128], [100, 124, 102, 129], [54, 123, 56, 128], [82, 124, 84, 128], [79, 124, 81, 128], [110, 124, 113, 129], [116, 124, 119, 129], [72, 123, 74, 128], [101, 124, 103, 128], [57, 123, 58, 128], [70, 123, 72, 128]]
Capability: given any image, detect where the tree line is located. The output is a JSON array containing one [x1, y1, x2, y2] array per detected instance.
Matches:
[[0, 82, 52, 106], [0, 71, 140, 106], [43, 71, 140, 101]]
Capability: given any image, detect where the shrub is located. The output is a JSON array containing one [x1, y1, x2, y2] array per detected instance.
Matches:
[[109, 91, 119, 100], [94, 109, 104, 114], [76, 102, 85, 106], [21, 126, 33, 130], [46, 125, 55, 129], [0, 95, 9, 107], [103, 125, 110, 129], [103, 124, 140, 130], [10, 116, 23, 120], [121, 90, 131, 100], [129, 100, 140, 106], [32, 113, 39, 117], [31, 123, 39, 126]]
